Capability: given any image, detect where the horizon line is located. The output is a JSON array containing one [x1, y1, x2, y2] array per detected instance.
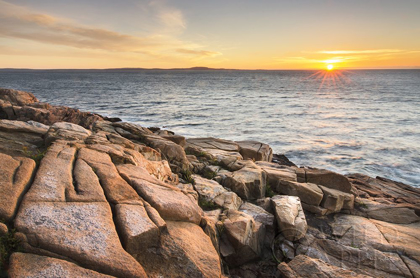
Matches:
[[1, 66, 419, 71]]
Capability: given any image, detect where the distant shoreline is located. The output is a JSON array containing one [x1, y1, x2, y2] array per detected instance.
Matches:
[[0, 67, 419, 72]]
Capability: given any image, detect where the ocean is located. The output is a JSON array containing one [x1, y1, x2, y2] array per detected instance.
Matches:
[[1, 69, 419, 187]]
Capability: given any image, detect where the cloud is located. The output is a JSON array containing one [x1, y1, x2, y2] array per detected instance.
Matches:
[[176, 49, 222, 57], [0, 0, 220, 61], [317, 49, 404, 55]]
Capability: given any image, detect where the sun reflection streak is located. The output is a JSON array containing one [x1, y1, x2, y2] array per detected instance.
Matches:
[[304, 69, 353, 91]]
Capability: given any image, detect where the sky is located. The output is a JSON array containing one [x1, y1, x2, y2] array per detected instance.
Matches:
[[0, 0, 419, 69]]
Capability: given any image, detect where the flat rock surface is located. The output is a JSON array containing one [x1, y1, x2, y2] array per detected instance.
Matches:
[[0, 153, 36, 221], [8, 253, 115, 278], [15, 201, 146, 278]]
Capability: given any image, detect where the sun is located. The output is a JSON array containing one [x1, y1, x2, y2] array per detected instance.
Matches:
[[327, 64, 334, 71]]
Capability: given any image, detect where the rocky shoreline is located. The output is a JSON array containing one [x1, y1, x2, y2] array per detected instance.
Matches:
[[0, 87, 419, 278]]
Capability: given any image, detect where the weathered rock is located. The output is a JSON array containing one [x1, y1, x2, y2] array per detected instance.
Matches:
[[0, 88, 104, 129], [319, 185, 354, 213], [0, 222, 7, 235], [135, 221, 222, 278], [236, 140, 273, 162], [221, 210, 265, 267], [193, 175, 242, 210], [272, 195, 307, 241], [166, 221, 222, 277], [118, 164, 202, 224], [353, 198, 420, 224], [115, 203, 160, 254], [201, 209, 222, 251], [222, 161, 266, 200], [256, 161, 297, 183], [186, 137, 244, 169], [8, 253, 115, 278], [272, 153, 297, 167], [78, 147, 141, 204], [0, 153, 36, 221], [0, 120, 46, 156], [239, 202, 275, 250], [298, 214, 416, 278], [0, 119, 49, 135], [24, 143, 76, 202], [45, 122, 92, 145], [275, 180, 324, 206], [348, 173, 420, 207], [278, 254, 372, 278], [0, 88, 38, 106], [305, 168, 353, 194], [15, 201, 147, 278]]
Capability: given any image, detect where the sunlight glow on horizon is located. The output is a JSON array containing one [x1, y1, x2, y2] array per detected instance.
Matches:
[[0, 0, 419, 69]]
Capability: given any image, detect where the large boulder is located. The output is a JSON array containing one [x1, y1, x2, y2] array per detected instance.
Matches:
[[221, 161, 267, 200], [272, 195, 307, 241], [8, 253, 115, 278], [0, 153, 36, 221], [304, 168, 353, 194], [134, 221, 222, 278], [256, 161, 297, 183], [236, 140, 273, 162], [193, 175, 242, 210], [275, 180, 324, 206], [319, 185, 354, 213], [220, 210, 265, 267]]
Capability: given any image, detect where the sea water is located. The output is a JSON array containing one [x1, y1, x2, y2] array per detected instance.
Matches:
[[1, 69, 419, 187]]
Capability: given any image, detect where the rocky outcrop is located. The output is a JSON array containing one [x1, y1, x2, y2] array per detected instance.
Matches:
[[0, 88, 103, 129], [1, 88, 420, 278]]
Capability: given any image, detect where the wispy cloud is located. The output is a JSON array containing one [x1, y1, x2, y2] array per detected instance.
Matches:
[[0, 0, 220, 61], [317, 49, 404, 55]]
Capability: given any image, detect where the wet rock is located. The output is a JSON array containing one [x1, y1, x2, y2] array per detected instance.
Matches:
[[278, 254, 372, 278], [236, 140, 273, 162], [193, 175, 242, 210], [272, 153, 297, 167], [8, 253, 115, 278], [0, 153, 36, 221], [222, 161, 267, 201], [272, 195, 307, 241], [221, 210, 265, 267]]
